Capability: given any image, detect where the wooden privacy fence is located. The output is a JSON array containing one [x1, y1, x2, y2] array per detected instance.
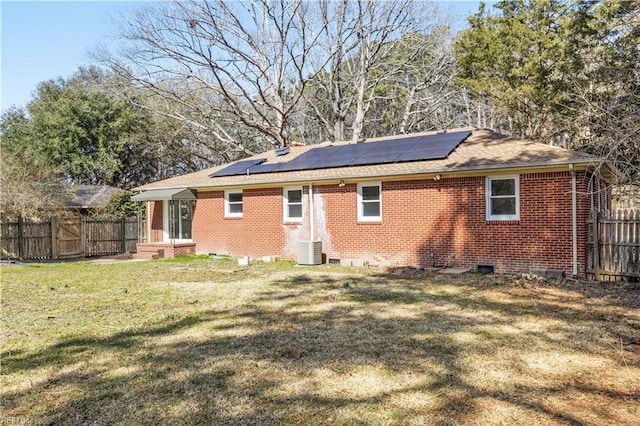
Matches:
[[1, 216, 140, 260], [587, 209, 640, 281]]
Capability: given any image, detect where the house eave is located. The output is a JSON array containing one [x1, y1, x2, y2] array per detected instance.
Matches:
[[131, 188, 196, 201], [157, 160, 605, 193]]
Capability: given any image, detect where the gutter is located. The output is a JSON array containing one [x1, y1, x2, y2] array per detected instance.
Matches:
[[139, 161, 600, 193]]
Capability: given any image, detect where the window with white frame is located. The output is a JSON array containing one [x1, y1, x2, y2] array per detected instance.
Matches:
[[225, 190, 243, 217], [357, 182, 382, 222], [486, 176, 519, 220], [283, 187, 303, 222]]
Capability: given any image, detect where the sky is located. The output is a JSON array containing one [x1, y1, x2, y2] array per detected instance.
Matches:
[[1, 1, 487, 113], [1, 0, 148, 112]]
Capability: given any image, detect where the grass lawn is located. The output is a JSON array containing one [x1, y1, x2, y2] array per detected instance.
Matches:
[[1, 256, 639, 425]]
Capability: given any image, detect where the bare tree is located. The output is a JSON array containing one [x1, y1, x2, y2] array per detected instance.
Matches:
[[99, 0, 456, 156], [99, 0, 322, 152], [304, 0, 430, 142], [0, 149, 66, 217], [395, 28, 461, 133]]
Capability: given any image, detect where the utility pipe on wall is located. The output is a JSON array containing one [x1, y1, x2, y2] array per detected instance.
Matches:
[[309, 183, 315, 241], [570, 164, 578, 277]]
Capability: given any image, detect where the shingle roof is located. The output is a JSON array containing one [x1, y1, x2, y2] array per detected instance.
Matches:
[[67, 185, 124, 209], [135, 128, 606, 191]]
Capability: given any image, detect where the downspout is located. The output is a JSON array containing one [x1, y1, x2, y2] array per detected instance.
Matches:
[[309, 183, 315, 241], [570, 164, 578, 277]]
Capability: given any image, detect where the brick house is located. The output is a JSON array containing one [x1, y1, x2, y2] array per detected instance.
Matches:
[[131, 129, 614, 277]]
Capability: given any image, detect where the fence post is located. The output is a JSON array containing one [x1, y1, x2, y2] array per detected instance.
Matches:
[[51, 216, 58, 259], [593, 210, 601, 281], [121, 217, 126, 253], [81, 216, 86, 257], [17, 216, 24, 260]]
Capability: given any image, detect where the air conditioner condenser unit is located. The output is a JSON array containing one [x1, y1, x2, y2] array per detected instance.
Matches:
[[297, 240, 322, 265]]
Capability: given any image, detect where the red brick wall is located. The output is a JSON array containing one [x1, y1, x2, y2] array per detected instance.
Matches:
[[149, 201, 163, 243], [147, 171, 600, 276], [318, 171, 592, 275], [191, 188, 307, 257]]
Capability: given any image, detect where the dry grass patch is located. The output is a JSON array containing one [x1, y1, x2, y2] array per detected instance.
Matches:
[[1, 258, 639, 425]]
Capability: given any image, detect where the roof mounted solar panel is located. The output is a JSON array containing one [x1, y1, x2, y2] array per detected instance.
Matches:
[[210, 158, 267, 177], [395, 147, 452, 162], [275, 147, 290, 156], [419, 131, 471, 150], [275, 146, 336, 172], [313, 143, 371, 168], [246, 162, 281, 174], [358, 145, 409, 155], [351, 137, 420, 166], [208, 130, 472, 177], [392, 131, 470, 162]]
